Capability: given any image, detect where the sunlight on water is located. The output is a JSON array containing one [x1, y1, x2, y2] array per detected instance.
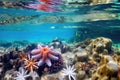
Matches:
[[0, 1, 120, 43]]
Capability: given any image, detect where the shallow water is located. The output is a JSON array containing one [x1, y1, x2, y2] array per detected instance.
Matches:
[[0, 1, 120, 44], [1, 1, 120, 80]]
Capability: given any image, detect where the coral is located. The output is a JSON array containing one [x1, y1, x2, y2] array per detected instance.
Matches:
[[87, 37, 112, 55], [61, 65, 76, 80], [31, 45, 60, 67], [91, 54, 120, 80], [14, 67, 30, 80], [47, 55, 63, 73]]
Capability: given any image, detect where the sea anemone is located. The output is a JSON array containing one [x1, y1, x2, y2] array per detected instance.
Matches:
[[61, 65, 76, 80], [14, 67, 30, 80], [31, 44, 60, 67]]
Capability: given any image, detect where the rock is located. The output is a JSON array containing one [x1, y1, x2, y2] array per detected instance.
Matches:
[[75, 38, 92, 48], [74, 62, 82, 71], [107, 61, 119, 72], [23, 43, 37, 53], [50, 38, 70, 53], [41, 74, 58, 80], [0, 47, 5, 53], [62, 52, 75, 65], [74, 48, 88, 62], [76, 70, 86, 80], [3, 69, 15, 80]]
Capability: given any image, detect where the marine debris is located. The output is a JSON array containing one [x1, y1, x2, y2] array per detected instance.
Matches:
[[0, 37, 120, 80]]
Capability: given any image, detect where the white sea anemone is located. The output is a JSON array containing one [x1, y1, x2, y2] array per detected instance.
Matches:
[[61, 65, 76, 80], [14, 67, 30, 80]]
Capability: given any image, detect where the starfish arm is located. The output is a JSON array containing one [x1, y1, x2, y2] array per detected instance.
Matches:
[[24, 70, 28, 75], [71, 65, 74, 70], [48, 54, 58, 60], [30, 66, 33, 72], [37, 59, 44, 66], [71, 75, 76, 80], [71, 72, 76, 75], [31, 49, 41, 54], [45, 58, 52, 67], [21, 68, 24, 75], [72, 69, 76, 72], [32, 54, 41, 59], [50, 50, 59, 55], [16, 72, 21, 76], [66, 65, 69, 70], [24, 74, 30, 78], [25, 63, 31, 68], [33, 65, 39, 69], [68, 66, 72, 71], [69, 75, 72, 80]]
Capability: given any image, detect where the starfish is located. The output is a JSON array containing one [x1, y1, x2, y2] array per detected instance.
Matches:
[[31, 45, 59, 67], [24, 55, 38, 72], [18, 52, 27, 61]]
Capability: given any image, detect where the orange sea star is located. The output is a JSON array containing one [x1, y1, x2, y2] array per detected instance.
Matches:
[[18, 52, 27, 62], [24, 55, 38, 71]]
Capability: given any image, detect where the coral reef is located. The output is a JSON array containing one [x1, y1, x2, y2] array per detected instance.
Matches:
[[0, 37, 120, 80], [91, 54, 120, 80], [87, 37, 113, 54]]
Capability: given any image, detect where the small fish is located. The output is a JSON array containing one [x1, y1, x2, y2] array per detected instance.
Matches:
[[25, 4, 61, 12], [39, 0, 63, 5]]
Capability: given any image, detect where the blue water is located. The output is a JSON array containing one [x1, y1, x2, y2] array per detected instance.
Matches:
[[0, 29, 75, 42], [0, 1, 120, 43]]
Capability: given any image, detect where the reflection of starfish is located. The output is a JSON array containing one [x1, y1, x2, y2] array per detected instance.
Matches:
[[24, 55, 38, 72], [31, 45, 59, 67]]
